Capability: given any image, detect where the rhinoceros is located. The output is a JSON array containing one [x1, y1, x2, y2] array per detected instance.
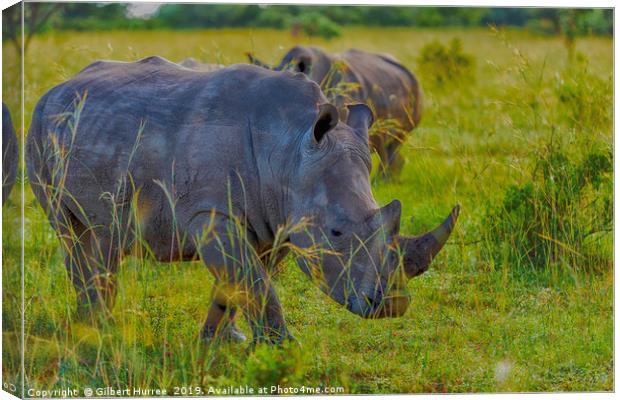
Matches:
[[248, 46, 423, 177], [179, 57, 224, 72], [3, 103, 18, 205], [26, 56, 458, 345]]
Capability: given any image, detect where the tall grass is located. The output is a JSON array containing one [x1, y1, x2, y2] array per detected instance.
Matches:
[[1, 26, 613, 394], [482, 43, 612, 274]]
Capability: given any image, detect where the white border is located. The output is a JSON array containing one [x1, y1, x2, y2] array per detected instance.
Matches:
[[0, 1, 616, 400]]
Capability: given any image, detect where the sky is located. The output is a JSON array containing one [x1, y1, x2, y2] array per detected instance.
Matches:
[[125, 3, 162, 19]]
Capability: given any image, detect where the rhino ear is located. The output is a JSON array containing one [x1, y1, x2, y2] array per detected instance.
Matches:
[[346, 103, 374, 140], [313, 103, 339, 144], [295, 56, 312, 74]]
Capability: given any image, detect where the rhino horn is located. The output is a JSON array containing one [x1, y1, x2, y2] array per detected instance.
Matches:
[[397, 205, 460, 279], [246, 52, 272, 69]]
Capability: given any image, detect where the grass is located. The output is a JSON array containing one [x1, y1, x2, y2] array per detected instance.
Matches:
[[2, 26, 613, 394]]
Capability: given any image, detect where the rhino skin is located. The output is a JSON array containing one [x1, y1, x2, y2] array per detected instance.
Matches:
[[179, 57, 224, 72], [26, 56, 457, 346], [248, 46, 423, 177], [3, 103, 18, 205]]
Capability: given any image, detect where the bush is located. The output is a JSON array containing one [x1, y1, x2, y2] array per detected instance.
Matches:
[[292, 12, 341, 40], [484, 144, 612, 271], [577, 9, 613, 35], [255, 7, 290, 29], [555, 53, 612, 132], [416, 38, 475, 88], [243, 342, 306, 388], [525, 18, 559, 36]]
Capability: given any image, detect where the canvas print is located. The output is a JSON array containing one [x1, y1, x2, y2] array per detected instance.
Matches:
[[1, 2, 613, 397]]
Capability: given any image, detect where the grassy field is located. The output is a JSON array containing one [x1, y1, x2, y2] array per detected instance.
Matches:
[[2, 27, 613, 394]]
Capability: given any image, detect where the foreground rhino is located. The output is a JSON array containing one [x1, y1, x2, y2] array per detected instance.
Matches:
[[248, 46, 423, 177], [27, 56, 457, 345], [3, 103, 18, 205]]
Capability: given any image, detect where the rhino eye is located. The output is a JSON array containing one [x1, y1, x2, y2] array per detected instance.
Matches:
[[331, 229, 343, 237]]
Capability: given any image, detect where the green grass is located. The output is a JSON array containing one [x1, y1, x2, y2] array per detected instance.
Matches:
[[2, 27, 613, 394]]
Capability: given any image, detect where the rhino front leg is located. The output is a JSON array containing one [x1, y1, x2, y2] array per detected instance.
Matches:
[[385, 140, 405, 178], [201, 296, 246, 342], [194, 216, 292, 346], [242, 279, 296, 346]]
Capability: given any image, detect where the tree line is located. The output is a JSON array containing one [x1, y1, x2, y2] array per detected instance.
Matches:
[[3, 4, 613, 44]]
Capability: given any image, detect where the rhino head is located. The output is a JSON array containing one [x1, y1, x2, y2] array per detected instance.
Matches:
[[287, 102, 459, 318]]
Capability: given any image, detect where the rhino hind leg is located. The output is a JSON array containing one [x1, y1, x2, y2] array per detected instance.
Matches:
[[201, 300, 246, 343], [60, 209, 119, 321]]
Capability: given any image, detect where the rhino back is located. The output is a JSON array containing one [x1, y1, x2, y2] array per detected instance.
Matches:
[[343, 50, 422, 130], [27, 57, 323, 254]]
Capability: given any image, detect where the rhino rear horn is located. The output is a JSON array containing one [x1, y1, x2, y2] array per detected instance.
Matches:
[[373, 199, 401, 237], [398, 205, 460, 278]]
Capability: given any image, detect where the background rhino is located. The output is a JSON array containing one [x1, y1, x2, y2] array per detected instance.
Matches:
[[248, 45, 423, 177], [179, 57, 225, 72], [26, 56, 457, 346], [3, 103, 18, 205]]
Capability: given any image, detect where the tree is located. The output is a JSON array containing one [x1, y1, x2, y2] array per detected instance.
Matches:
[[2, 2, 63, 54]]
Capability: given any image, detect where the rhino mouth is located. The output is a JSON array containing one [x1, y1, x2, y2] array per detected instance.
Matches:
[[346, 292, 411, 319]]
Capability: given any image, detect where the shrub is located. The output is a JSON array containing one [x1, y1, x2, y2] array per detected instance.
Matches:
[[243, 342, 306, 388], [416, 38, 475, 88], [554, 53, 612, 132], [255, 7, 289, 29], [577, 9, 613, 35], [292, 12, 341, 40], [483, 143, 612, 271]]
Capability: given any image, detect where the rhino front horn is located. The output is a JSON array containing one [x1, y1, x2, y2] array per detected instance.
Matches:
[[397, 205, 460, 279]]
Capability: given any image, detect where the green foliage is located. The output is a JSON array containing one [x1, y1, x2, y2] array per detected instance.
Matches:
[[484, 143, 612, 270], [416, 38, 475, 88], [255, 7, 290, 29], [292, 12, 341, 40], [555, 53, 612, 132], [155, 4, 262, 29], [576, 9, 613, 35], [484, 51, 612, 272], [243, 342, 305, 387], [15, 5, 613, 37]]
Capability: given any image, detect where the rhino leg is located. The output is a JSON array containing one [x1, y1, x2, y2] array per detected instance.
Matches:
[[371, 131, 405, 180], [201, 296, 246, 342], [242, 282, 295, 346], [60, 210, 118, 321], [194, 216, 292, 347], [384, 140, 404, 178]]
